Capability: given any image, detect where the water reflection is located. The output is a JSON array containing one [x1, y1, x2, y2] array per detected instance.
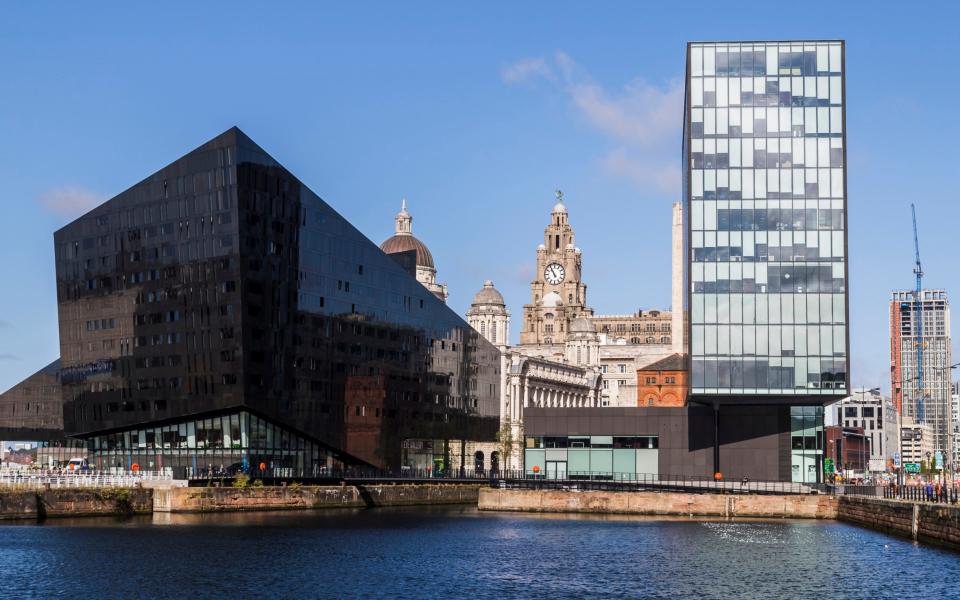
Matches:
[[0, 507, 956, 599]]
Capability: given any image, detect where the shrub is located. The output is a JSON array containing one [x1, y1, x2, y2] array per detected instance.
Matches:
[[232, 473, 250, 488], [98, 487, 133, 513], [251, 479, 264, 487]]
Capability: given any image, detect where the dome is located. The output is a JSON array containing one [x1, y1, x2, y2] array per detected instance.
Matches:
[[472, 280, 505, 306], [569, 317, 596, 333], [542, 291, 563, 308], [552, 200, 567, 214], [380, 234, 435, 269]]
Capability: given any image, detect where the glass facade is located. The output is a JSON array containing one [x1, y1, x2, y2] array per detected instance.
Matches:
[[54, 128, 500, 472], [87, 410, 334, 477], [524, 435, 659, 480], [789, 405, 824, 483], [685, 42, 849, 398]]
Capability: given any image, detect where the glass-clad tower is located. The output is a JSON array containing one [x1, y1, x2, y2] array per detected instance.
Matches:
[[684, 41, 849, 482]]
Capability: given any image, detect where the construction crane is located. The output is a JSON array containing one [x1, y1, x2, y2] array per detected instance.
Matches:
[[912, 203, 925, 423]]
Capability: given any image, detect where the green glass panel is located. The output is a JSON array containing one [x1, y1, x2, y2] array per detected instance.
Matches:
[[591, 449, 613, 474], [525, 449, 545, 475], [613, 449, 636, 480], [568, 449, 590, 475]]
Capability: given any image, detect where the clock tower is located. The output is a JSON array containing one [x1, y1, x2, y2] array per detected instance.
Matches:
[[520, 191, 593, 346]]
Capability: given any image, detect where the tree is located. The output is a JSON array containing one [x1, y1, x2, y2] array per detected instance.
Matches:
[[496, 421, 516, 471]]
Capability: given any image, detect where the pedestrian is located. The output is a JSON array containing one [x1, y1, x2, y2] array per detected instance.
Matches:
[[926, 481, 934, 501]]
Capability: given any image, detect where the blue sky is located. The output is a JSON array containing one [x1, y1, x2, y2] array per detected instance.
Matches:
[[1, 1, 958, 393]]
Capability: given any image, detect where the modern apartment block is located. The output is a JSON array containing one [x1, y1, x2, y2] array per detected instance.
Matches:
[[890, 289, 952, 461], [53, 127, 500, 475], [685, 41, 849, 482]]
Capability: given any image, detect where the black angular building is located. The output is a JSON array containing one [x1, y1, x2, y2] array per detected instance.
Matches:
[[54, 127, 500, 475]]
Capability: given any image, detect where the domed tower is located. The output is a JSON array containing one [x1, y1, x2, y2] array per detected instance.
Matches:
[[380, 199, 448, 303], [565, 317, 599, 367], [466, 281, 510, 348], [520, 190, 592, 346]]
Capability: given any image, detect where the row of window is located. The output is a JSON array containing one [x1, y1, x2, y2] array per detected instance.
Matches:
[[692, 294, 846, 326], [692, 136, 842, 168], [690, 44, 842, 78], [642, 376, 678, 385], [600, 323, 670, 333], [690, 76, 842, 109], [692, 324, 846, 357], [691, 167, 844, 201], [527, 436, 659, 449], [692, 357, 846, 392]]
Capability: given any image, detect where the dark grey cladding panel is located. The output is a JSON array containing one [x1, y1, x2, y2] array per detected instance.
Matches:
[[525, 407, 691, 438]]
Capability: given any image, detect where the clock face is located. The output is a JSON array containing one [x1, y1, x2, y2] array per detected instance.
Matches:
[[544, 263, 565, 285]]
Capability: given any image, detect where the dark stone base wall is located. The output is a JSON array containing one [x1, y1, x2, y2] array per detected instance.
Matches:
[[155, 484, 481, 513], [838, 496, 960, 551], [0, 488, 153, 520]]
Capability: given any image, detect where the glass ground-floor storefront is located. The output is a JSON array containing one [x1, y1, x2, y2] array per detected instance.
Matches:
[[35, 439, 89, 468], [524, 435, 659, 480], [86, 410, 335, 478], [790, 405, 824, 483]]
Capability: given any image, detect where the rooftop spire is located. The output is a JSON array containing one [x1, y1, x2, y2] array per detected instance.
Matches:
[[395, 198, 412, 235]]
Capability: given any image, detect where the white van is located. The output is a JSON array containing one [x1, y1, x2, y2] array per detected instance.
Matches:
[[65, 458, 88, 472]]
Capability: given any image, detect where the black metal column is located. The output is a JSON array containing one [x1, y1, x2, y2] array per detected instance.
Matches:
[[713, 401, 720, 476]]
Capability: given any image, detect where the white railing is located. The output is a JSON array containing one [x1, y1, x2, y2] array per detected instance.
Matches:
[[0, 470, 172, 489]]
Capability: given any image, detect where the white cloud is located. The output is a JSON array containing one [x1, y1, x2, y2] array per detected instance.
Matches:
[[601, 149, 680, 195], [500, 58, 553, 84], [38, 186, 101, 217], [503, 51, 682, 196]]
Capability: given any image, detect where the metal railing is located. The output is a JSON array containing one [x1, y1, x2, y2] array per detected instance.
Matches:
[[488, 470, 825, 495], [0, 470, 171, 489], [185, 465, 496, 486], [181, 466, 828, 495], [881, 484, 960, 504]]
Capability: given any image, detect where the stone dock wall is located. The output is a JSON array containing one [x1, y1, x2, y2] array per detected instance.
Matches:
[[154, 484, 481, 513], [0, 488, 153, 520], [478, 488, 839, 519], [837, 496, 960, 551]]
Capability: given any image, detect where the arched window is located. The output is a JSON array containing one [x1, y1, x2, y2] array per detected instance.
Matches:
[[474, 450, 485, 474], [492, 324, 497, 343], [630, 337, 640, 344], [480, 322, 485, 336], [645, 336, 655, 343], [660, 336, 669, 344]]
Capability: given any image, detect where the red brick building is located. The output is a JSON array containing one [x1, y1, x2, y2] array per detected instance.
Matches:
[[824, 425, 870, 475], [636, 354, 687, 407]]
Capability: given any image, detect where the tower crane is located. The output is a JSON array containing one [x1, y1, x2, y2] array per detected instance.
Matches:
[[911, 203, 925, 423]]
